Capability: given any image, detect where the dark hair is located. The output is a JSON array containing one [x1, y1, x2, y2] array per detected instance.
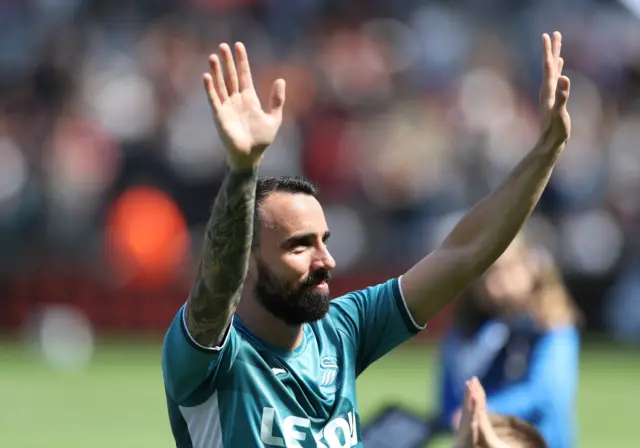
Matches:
[[252, 176, 318, 248]]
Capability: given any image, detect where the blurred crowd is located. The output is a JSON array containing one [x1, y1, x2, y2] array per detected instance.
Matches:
[[1, 0, 640, 340]]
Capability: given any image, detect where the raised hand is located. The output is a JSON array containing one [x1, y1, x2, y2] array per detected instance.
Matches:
[[203, 42, 286, 171], [539, 32, 571, 145]]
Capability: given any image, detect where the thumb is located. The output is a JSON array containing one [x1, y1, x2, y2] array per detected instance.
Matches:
[[554, 75, 570, 110], [268, 78, 286, 118]]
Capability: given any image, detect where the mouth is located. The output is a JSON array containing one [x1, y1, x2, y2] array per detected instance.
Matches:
[[311, 280, 329, 291]]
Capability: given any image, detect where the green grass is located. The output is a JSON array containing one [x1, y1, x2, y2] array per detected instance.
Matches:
[[0, 340, 638, 447]]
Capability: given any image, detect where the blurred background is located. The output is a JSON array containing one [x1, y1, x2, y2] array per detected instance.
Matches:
[[1, 0, 640, 447]]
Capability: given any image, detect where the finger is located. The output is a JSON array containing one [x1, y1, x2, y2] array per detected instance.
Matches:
[[477, 379, 487, 403], [471, 419, 480, 445], [469, 399, 481, 445], [234, 42, 254, 91], [469, 378, 480, 401], [472, 378, 487, 409], [541, 33, 555, 109], [557, 57, 564, 75], [220, 43, 239, 94], [452, 410, 463, 430], [461, 391, 475, 423], [469, 378, 478, 397], [552, 31, 562, 62], [462, 381, 472, 409], [555, 75, 571, 109], [268, 78, 286, 118], [203, 73, 221, 111], [469, 395, 477, 413], [542, 33, 553, 75], [209, 54, 228, 101]]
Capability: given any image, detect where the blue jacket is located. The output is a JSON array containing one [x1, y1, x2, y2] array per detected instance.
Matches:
[[436, 317, 580, 448]]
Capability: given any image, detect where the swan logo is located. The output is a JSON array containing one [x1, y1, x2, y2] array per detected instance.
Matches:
[[320, 356, 339, 388]]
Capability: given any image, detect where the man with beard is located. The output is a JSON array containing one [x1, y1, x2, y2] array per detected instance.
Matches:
[[162, 32, 571, 448]]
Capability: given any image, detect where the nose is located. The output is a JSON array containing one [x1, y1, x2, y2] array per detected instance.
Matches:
[[312, 245, 336, 271], [323, 250, 336, 271]]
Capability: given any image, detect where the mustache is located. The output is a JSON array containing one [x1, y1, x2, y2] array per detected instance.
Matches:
[[301, 269, 332, 287]]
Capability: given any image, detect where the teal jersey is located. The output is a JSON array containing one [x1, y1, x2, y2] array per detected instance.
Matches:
[[162, 277, 424, 447]]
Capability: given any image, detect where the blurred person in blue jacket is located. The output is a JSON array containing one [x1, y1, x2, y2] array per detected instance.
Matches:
[[433, 233, 582, 448]]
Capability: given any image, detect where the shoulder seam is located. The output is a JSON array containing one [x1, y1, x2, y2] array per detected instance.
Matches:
[[396, 276, 427, 333], [181, 304, 233, 353]]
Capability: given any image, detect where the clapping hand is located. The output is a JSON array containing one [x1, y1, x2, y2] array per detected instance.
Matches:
[[453, 377, 510, 448]]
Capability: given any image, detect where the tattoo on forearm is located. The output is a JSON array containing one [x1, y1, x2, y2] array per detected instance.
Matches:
[[186, 168, 258, 346]]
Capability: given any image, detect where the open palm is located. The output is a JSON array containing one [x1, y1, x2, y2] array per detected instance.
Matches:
[[203, 42, 286, 170]]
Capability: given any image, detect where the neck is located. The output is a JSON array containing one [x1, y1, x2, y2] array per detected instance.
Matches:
[[236, 296, 304, 352]]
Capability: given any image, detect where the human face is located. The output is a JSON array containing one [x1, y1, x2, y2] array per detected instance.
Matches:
[[478, 239, 536, 313], [251, 192, 336, 325]]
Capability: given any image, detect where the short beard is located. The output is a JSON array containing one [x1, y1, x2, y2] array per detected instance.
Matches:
[[254, 258, 332, 326]]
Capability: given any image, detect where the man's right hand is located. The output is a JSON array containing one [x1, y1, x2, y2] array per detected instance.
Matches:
[[203, 42, 286, 171]]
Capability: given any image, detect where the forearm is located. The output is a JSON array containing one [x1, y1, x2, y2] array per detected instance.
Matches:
[[443, 137, 564, 273], [402, 138, 565, 323], [186, 166, 258, 346]]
